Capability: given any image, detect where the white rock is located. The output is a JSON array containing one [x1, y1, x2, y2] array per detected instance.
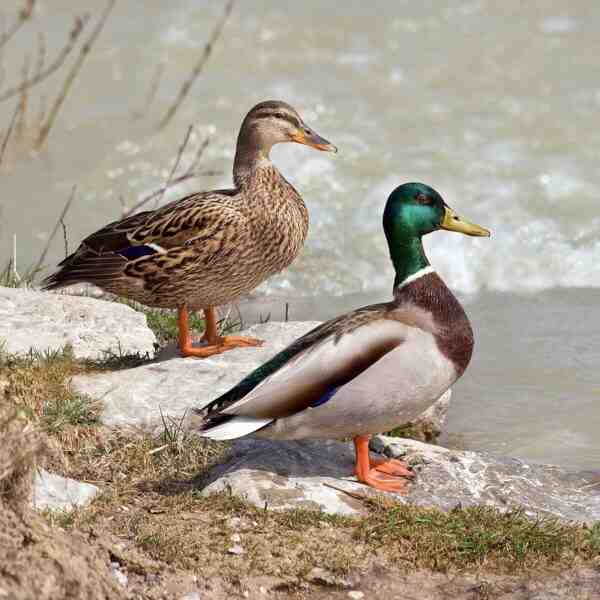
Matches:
[[179, 593, 201, 600], [111, 567, 128, 587], [200, 438, 600, 522], [348, 592, 365, 600], [31, 469, 100, 511], [72, 322, 321, 430], [0, 287, 156, 360], [227, 544, 245, 555]]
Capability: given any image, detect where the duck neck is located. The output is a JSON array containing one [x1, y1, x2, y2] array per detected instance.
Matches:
[[389, 236, 432, 292], [233, 127, 274, 187]]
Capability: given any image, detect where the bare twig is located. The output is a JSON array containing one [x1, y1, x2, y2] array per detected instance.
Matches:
[[34, 31, 45, 80], [134, 59, 165, 119], [0, 0, 35, 52], [35, 92, 46, 133], [158, 0, 235, 130], [0, 16, 87, 103], [0, 100, 20, 167], [322, 482, 371, 502], [31, 185, 76, 276], [184, 135, 211, 176], [60, 216, 69, 258], [156, 124, 193, 207], [15, 53, 30, 140], [122, 131, 214, 218], [121, 170, 213, 217], [35, 2, 114, 149]]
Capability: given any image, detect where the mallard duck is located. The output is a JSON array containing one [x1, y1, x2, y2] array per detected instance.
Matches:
[[193, 182, 490, 492], [43, 101, 336, 358]]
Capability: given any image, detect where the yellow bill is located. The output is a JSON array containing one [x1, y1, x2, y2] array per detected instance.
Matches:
[[441, 206, 490, 237]]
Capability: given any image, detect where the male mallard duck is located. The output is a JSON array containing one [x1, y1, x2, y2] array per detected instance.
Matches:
[[193, 182, 490, 492], [42, 101, 336, 358]]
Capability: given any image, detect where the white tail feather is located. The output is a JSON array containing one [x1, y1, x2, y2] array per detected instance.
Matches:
[[200, 416, 273, 441]]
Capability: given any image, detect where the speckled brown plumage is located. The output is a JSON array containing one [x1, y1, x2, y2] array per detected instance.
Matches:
[[42, 101, 336, 314]]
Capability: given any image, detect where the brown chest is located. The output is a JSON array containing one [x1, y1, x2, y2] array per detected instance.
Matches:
[[394, 273, 474, 377]]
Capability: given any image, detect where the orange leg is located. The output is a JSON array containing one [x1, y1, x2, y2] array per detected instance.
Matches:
[[353, 435, 412, 494], [199, 306, 219, 344], [178, 305, 263, 358]]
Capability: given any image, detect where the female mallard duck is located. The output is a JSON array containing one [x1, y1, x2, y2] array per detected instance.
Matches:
[[43, 101, 336, 358], [193, 182, 490, 492]]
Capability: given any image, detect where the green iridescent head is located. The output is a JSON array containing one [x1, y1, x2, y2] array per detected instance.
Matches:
[[382, 182, 490, 286]]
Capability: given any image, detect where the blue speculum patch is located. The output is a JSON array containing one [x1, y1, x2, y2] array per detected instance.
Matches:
[[310, 385, 339, 408], [119, 245, 158, 260]]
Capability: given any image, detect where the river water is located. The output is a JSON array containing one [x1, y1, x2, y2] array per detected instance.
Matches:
[[0, 1, 598, 470]]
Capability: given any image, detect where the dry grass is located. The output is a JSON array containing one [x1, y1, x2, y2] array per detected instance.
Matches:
[[0, 404, 42, 512]]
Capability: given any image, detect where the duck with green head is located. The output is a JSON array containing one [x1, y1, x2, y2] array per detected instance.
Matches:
[[192, 183, 490, 493]]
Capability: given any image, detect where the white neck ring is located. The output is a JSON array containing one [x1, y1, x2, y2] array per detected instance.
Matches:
[[397, 265, 435, 290]]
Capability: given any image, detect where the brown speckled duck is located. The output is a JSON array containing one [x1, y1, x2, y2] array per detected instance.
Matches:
[[43, 101, 337, 358]]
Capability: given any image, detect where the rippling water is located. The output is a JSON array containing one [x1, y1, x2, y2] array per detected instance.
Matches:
[[0, 1, 598, 469]]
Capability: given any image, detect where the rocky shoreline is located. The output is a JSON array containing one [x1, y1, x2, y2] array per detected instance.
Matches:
[[1, 286, 599, 521]]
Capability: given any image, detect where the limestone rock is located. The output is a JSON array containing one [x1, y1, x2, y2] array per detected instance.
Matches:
[[72, 321, 321, 430], [373, 389, 452, 443], [410, 388, 451, 441], [199, 437, 600, 521], [32, 469, 100, 511], [0, 286, 156, 360]]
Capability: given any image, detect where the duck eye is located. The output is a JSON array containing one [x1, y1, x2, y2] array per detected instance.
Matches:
[[415, 193, 431, 205]]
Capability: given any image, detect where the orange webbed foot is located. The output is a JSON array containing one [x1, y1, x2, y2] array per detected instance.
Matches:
[[178, 305, 264, 359], [218, 335, 264, 348], [355, 467, 411, 494], [353, 435, 413, 495], [370, 455, 415, 479], [180, 337, 264, 358]]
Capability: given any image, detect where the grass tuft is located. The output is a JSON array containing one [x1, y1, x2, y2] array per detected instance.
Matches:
[[139, 304, 241, 346], [143, 307, 206, 345], [354, 498, 599, 571]]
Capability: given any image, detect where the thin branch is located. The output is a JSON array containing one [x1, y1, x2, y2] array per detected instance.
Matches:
[[0, 16, 87, 103], [31, 185, 77, 276], [60, 215, 69, 258], [0, 0, 35, 52], [35, 1, 114, 149], [0, 101, 20, 167], [156, 124, 193, 207], [158, 0, 235, 130], [15, 53, 30, 140], [34, 31, 45, 80], [322, 482, 371, 502], [183, 135, 211, 178], [122, 130, 215, 218], [121, 169, 217, 218], [134, 59, 165, 119]]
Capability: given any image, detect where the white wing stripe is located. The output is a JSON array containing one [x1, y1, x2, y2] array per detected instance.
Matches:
[[199, 416, 273, 441]]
